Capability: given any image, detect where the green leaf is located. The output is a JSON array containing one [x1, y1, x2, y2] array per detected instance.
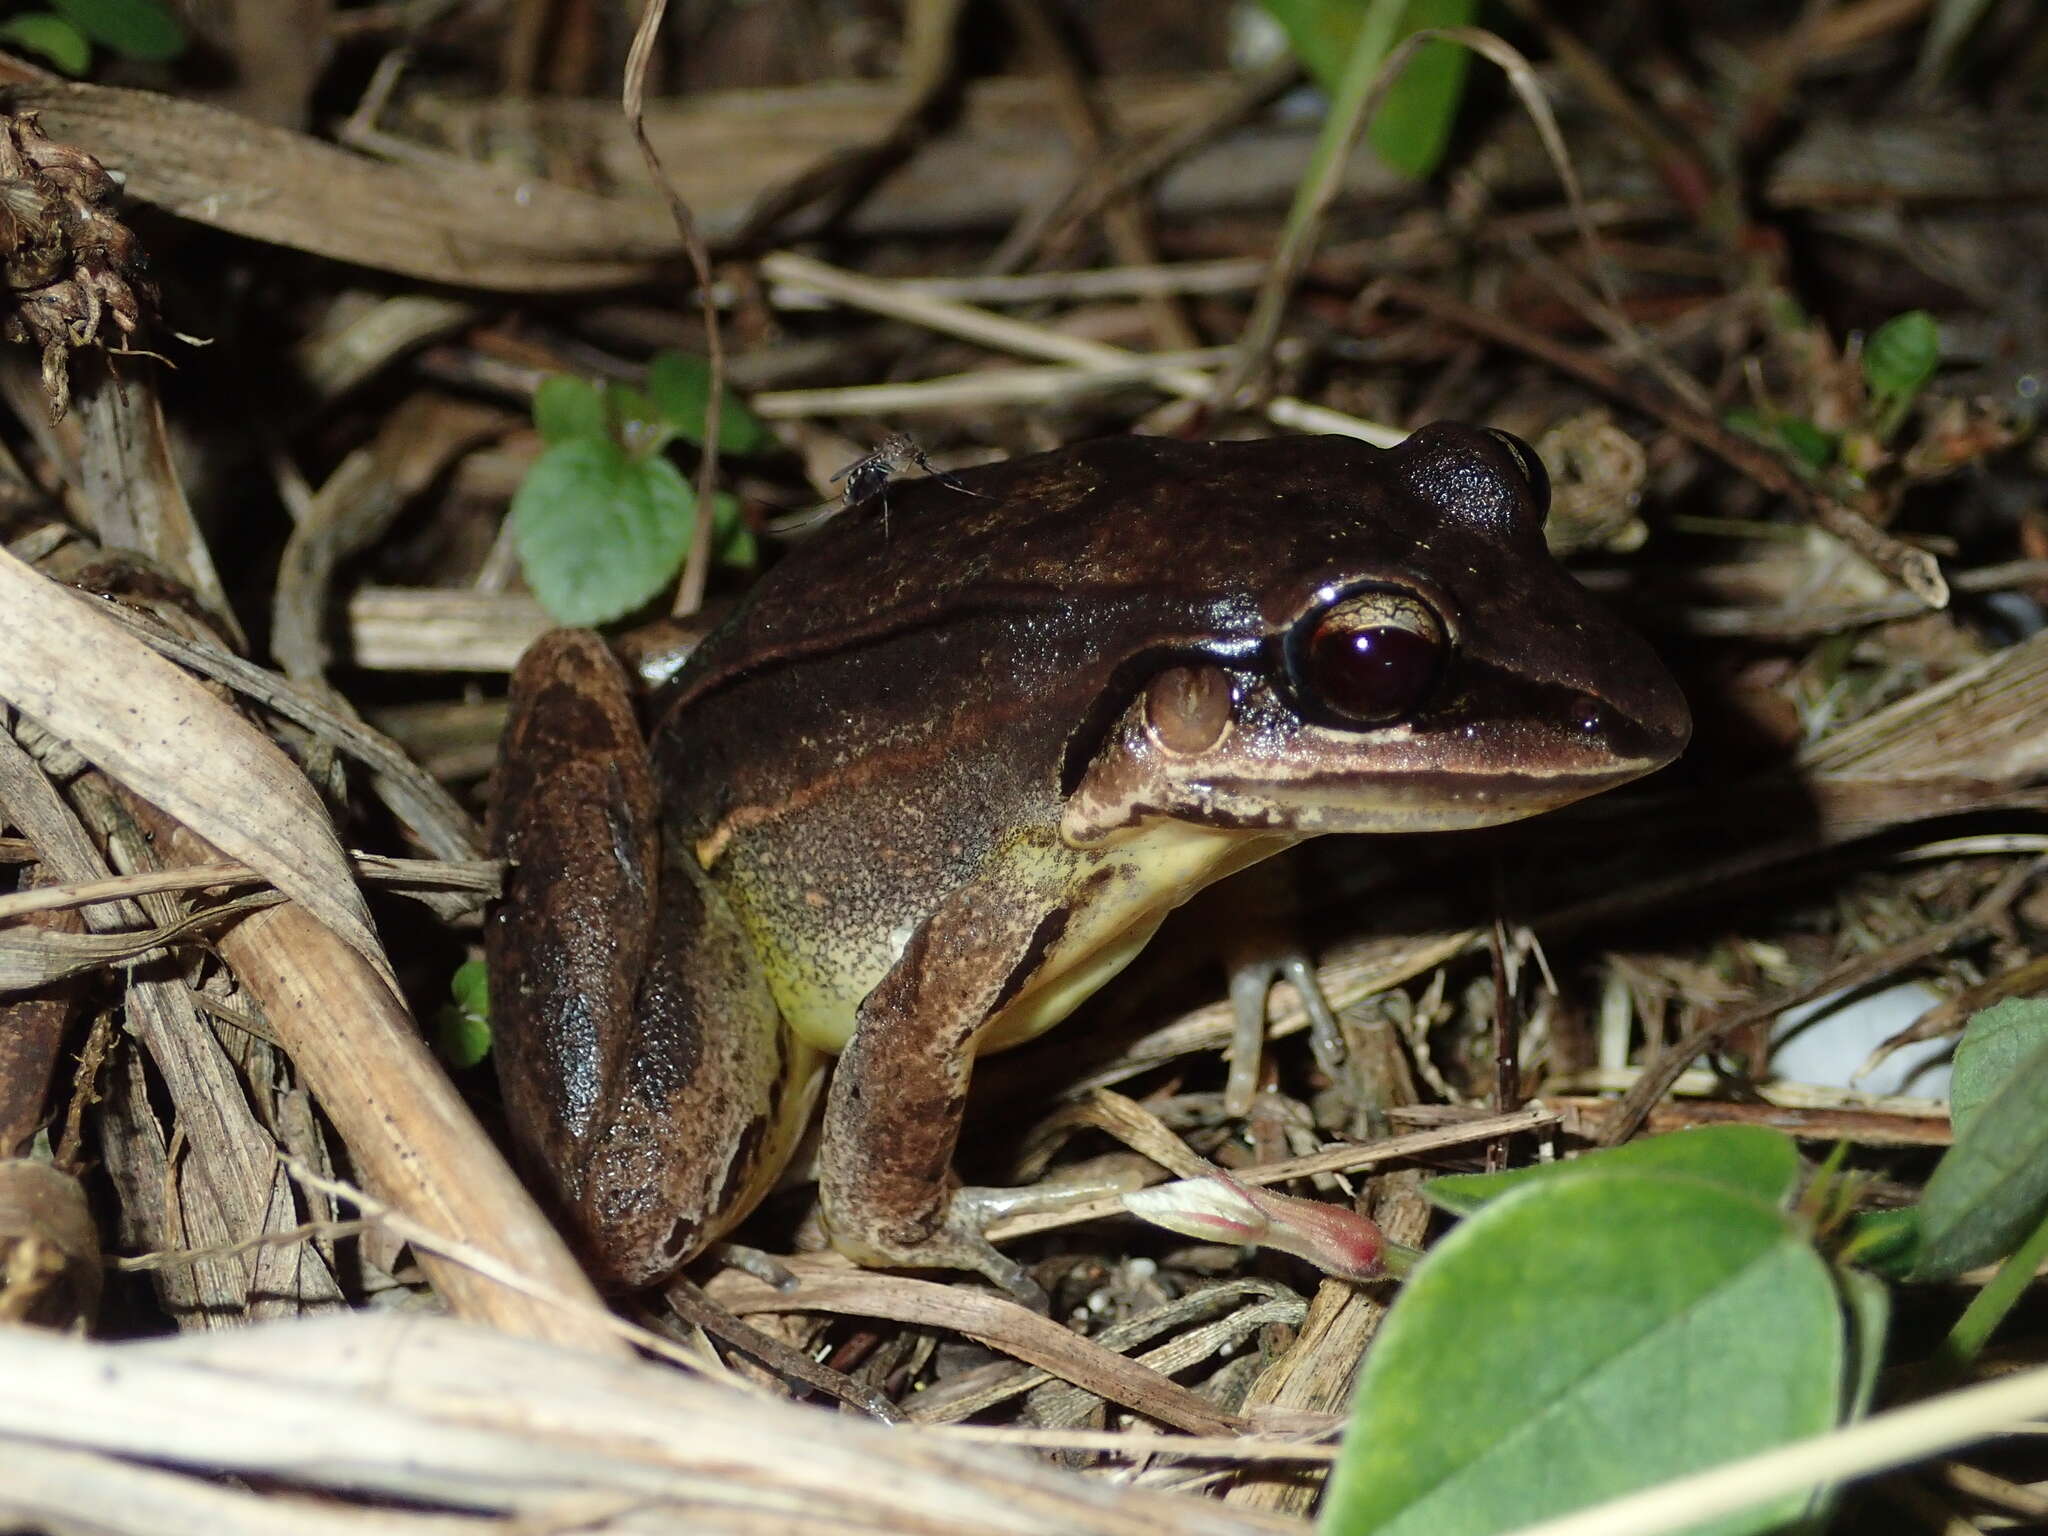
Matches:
[[1253, 0, 1361, 98], [1949, 997, 2048, 1135], [1257, 0, 1473, 180], [0, 13, 91, 74], [646, 351, 771, 455], [1774, 416, 1836, 472], [1840, 1206, 1920, 1277], [511, 437, 694, 626], [434, 959, 492, 1069], [533, 375, 606, 447], [1910, 1011, 2048, 1279], [450, 957, 489, 1016], [1325, 1173, 1846, 1536], [1366, 0, 1475, 179], [1837, 1266, 1889, 1425], [1863, 310, 1940, 403], [1426, 1126, 1802, 1218], [1722, 407, 1835, 473], [603, 383, 671, 459], [49, 0, 181, 60]]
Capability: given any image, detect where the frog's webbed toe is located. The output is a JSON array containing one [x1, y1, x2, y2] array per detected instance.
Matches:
[[851, 1192, 1050, 1311]]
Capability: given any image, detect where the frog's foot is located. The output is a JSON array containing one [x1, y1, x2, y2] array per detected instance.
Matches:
[[829, 1192, 1048, 1311], [1226, 943, 1345, 1116]]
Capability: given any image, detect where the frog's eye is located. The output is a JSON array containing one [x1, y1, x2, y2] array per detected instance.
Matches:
[[1288, 589, 1447, 726], [1483, 428, 1550, 521]]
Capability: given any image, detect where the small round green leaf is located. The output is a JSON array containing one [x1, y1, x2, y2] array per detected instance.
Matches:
[[1426, 1125, 1802, 1218], [49, 0, 182, 60], [450, 957, 489, 1017], [1863, 310, 1940, 402], [434, 959, 492, 1068], [1325, 1172, 1846, 1536], [532, 375, 606, 447], [0, 13, 90, 74], [511, 437, 694, 626], [435, 1004, 491, 1068], [646, 350, 770, 455]]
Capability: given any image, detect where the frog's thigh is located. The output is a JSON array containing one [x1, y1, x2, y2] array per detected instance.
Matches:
[[817, 882, 1059, 1287], [489, 632, 659, 1204], [488, 632, 817, 1291]]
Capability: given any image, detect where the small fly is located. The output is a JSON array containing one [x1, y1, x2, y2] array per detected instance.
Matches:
[[831, 431, 983, 534]]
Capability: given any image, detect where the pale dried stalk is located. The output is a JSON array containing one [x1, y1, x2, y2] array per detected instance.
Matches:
[[759, 251, 1403, 445], [0, 546, 388, 983], [132, 800, 619, 1353], [346, 586, 553, 673], [752, 351, 1233, 419], [986, 1105, 1557, 1243], [0, 1313, 1297, 1536]]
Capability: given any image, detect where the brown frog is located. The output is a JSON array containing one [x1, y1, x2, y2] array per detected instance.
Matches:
[[485, 424, 1690, 1297]]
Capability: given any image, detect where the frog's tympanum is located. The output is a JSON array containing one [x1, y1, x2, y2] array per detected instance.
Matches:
[[485, 425, 1690, 1296]]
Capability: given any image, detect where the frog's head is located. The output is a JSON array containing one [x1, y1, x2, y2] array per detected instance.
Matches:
[[1059, 423, 1690, 846]]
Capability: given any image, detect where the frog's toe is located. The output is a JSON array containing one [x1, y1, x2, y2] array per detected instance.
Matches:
[[1225, 942, 1345, 1115], [829, 1197, 1048, 1310]]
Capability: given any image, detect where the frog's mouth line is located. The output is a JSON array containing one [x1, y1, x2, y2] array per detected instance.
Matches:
[[1166, 760, 1672, 835]]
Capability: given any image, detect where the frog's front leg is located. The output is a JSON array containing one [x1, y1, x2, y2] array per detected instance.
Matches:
[[488, 632, 819, 1291], [817, 884, 1066, 1304]]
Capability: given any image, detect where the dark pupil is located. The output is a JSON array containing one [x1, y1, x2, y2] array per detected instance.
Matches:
[[1310, 622, 1438, 721]]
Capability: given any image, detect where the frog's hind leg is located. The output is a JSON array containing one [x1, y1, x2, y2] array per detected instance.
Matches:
[[487, 631, 819, 1291]]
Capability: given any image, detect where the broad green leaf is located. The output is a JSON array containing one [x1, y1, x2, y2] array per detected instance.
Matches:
[[1863, 310, 1939, 403], [1949, 997, 2048, 1135], [1324, 1172, 1845, 1536], [50, 0, 181, 59], [1426, 1126, 1801, 1217], [1257, 0, 1361, 91], [1910, 1015, 2048, 1279], [1366, 0, 1474, 179], [1258, 0, 1472, 180], [511, 437, 694, 626], [435, 959, 491, 1068], [0, 13, 90, 74], [646, 351, 771, 455], [532, 375, 605, 447]]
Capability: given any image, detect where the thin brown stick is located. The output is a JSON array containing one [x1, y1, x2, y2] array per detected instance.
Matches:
[[622, 0, 724, 619]]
